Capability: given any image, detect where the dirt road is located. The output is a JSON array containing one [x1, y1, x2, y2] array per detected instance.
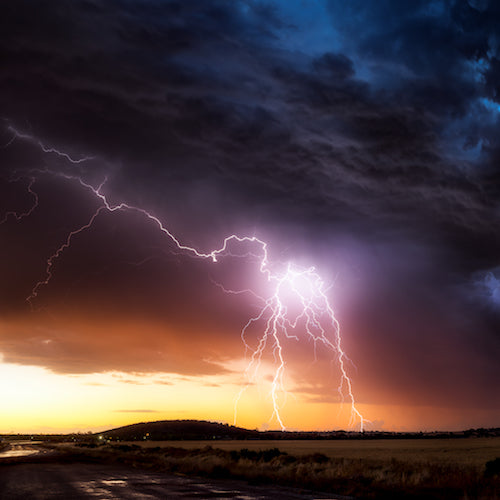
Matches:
[[0, 448, 347, 499]]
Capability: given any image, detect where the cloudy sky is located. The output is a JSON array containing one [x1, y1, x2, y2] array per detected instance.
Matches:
[[0, 0, 499, 432]]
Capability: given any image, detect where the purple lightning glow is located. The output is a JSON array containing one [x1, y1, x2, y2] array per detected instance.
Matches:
[[1, 126, 368, 431], [234, 262, 366, 430]]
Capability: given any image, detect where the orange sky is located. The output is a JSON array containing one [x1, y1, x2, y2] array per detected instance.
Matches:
[[1, 313, 498, 434]]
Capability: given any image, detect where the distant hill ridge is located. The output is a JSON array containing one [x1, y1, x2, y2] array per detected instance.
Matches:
[[99, 419, 500, 441], [102, 420, 259, 441]]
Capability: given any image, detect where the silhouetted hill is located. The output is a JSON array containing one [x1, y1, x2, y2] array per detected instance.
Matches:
[[101, 420, 260, 441]]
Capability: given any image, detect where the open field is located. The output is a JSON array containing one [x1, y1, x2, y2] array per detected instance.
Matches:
[[50, 437, 500, 499], [119, 437, 500, 467]]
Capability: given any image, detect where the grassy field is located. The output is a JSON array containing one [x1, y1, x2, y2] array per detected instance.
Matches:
[[53, 437, 499, 498], [123, 437, 500, 467]]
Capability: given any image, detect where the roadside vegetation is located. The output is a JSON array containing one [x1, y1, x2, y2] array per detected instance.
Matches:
[[125, 437, 500, 467], [50, 441, 499, 499]]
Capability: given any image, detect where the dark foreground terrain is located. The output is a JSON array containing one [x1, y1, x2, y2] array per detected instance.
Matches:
[[0, 439, 498, 499], [0, 462, 347, 500], [0, 445, 347, 500]]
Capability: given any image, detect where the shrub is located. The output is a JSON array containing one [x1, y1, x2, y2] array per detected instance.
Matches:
[[485, 457, 500, 478], [307, 452, 329, 464], [261, 448, 284, 462]]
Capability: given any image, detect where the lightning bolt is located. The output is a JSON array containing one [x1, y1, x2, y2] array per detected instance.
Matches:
[[234, 263, 366, 431], [5, 124, 94, 164], [0, 176, 39, 225], [1, 125, 368, 431]]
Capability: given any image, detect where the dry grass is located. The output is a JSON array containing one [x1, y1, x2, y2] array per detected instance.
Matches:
[[120, 437, 500, 466], [53, 438, 500, 499]]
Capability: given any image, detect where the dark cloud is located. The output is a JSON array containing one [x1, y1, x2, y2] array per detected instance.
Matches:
[[0, 0, 499, 420], [0, 315, 236, 376]]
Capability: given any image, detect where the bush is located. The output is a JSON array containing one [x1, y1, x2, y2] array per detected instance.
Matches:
[[261, 448, 284, 462], [307, 452, 329, 464], [485, 457, 500, 478]]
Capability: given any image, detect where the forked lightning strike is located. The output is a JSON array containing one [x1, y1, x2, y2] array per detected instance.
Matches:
[[234, 262, 365, 430], [5, 125, 94, 164], [0, 176, 38, 225], [1, 126, 367, 431]]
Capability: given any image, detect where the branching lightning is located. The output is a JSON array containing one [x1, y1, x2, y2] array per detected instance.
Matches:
[[233, 263, 367, 430], [1, 126, 368, 431], [5, 125, 94, 164], [0, 176, 39, 225]]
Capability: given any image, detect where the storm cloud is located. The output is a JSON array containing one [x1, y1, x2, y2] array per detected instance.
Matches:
[[0, 0, 499, 422]]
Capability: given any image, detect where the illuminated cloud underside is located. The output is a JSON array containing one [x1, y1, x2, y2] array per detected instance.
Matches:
[[2, 125, 367, 431]]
